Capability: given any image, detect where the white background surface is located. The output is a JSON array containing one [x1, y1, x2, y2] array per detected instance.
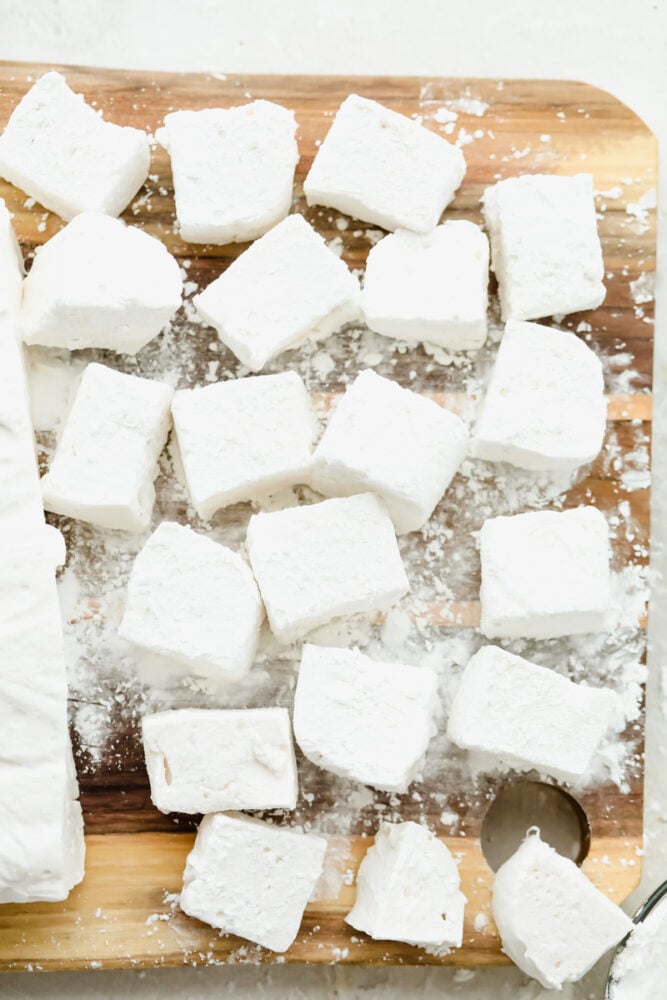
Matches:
[[0, 1, 665, 997]]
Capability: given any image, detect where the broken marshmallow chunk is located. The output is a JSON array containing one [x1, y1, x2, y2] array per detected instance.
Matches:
[[346, 821, 465, 948], [194, 214, 361, 371], [362, 221, 489, 350], [172, 371, 316, 519], [0, 72, 149, 221], [119, 522, 262, 683], [41, 363, 173, 532], [157, 100, 298, 244], [447, 645, 621, 783], [472, 321, 606, 471], [180, 812, 326, 952], [142, 707, 297, 813], [312, 369, 469, 533], [304, 94, 466, 232], [480, 507, 611, 640], [482, 173, 605, 321], [492, 831, 633, 989], [293, 644, 438, 791], [21, 212, 183, 354], [246, 493, 409, 642]]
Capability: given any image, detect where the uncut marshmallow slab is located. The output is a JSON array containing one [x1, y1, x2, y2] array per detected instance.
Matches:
[[312, 369, 469, 533], [21, 212, 183, 354], [157, 101, 298, 244], [246, 493, 409, 642], [304, 94, 466, 233], [482, 173, 605, 321], [142, 707, 297, 813], [0, 72, 149, 221], [480, 507, 610, 640], [346, 822, 465, 948], [472, 321, 606, 471], [362, 221, 489, 350], [447, 645, 621, 783], [180, 812, 326, 952], [41, 363, 173, 532], [493, 832, 633, 990], [172, 371, 316, 519], [293, 645, 438, 792], [194, 214, 361, 371]]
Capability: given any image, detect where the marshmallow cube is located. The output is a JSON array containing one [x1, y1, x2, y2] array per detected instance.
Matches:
[[42, 363, 173, 532], [0, 72, 149, 221], [482, 173, 605, 321], [312, 369, 469, 533], [304, 94, 466, 232], [194, 214, 361, 371]]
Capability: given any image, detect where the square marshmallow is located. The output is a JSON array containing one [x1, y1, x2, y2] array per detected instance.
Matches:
[[142, 707, 297, 813], [194, 214, 361, 371], [180, 812, 327, 952], [246, 493, 409, 642], [157, 100, 298, 244], [42, 363, 173, 532], [311, 369, 469, 533], [119, 522, 263, 683], [479, 507, 611, 639], [293, 644, 439, 792], [472, 321, 606, 471], [482, 173, 605, 321], [304, 94, 466, 232], [0, 72, 150, 221], [172, 371, 317, 519], [362, 221, 489, 350]]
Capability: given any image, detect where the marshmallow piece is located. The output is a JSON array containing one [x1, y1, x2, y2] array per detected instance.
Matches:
[[482, 173, 605, 321], [346, 821, 465, 948], [447, 645, 620, 783], [21, 212, 183, 354], [246, 493, 409, 642], [119, 522, 262, 683], [312, 369, 469, 533], [480, 507, 610, 640], [180, 812, 326, 952], [142, 707, 297, 813], [492, 831, 633, 989], [0, 72, 149, 221], [157, 101, 298, 244], [362, 221, 489, 350], [293, 644, 438, 792], [42, 363, 173, 532], [304, 94, 466, 232], [172, 371, 316, 519], [194, 214, 361, 371], [472, 321, 606, 471]]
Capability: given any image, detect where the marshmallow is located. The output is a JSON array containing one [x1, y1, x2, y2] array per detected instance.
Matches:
[[362, 221, 489, 350], [293, 644, 438, 792], [180, 812, 326, 952], [479, 507, 610, 639], [492, 831, 633, 989], [246, 493, 409, 642], [41, 362, 173, 532], [304, 94, 465, 232], [472, 321, 606, 471], [311, 369, 469, 533], [172, 371, 316, 519], [346, 821, 465, 948], [142, 707, 297, 813], [194, 214, 361, 371], [482, 173, 605, 321], [157, 100, 298, 244], [0, 72, 149, 221]]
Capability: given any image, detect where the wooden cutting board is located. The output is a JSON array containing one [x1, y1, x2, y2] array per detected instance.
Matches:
[[0, 63, 656, 972]]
